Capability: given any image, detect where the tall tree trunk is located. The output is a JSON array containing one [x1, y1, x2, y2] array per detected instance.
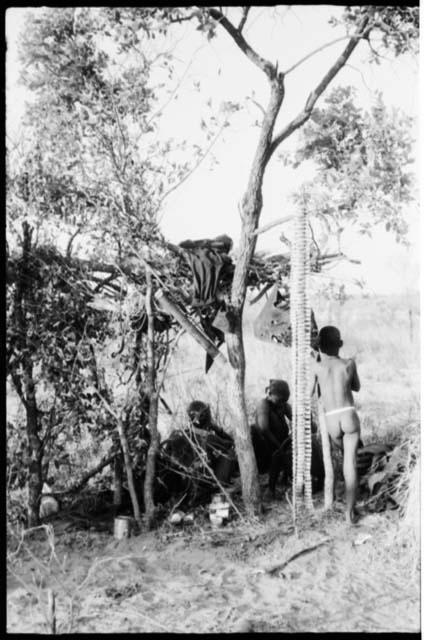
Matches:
[[226, 77, 285, 516], [143, 269, 160, 529], [25, 365, 43, 526]]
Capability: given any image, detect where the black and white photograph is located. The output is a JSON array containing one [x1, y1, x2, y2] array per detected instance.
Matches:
[[6, 5, 420, 634]]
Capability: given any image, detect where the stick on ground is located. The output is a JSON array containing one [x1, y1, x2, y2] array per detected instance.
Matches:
[[266, 538, 330, 575]]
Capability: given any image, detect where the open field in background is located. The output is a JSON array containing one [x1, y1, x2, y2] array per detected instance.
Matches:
[[7, 291, 420, 447], [160, 292, 420, 443]]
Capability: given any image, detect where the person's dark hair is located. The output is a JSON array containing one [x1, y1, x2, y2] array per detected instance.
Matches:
[[187, 400, 211, 428], [319, 326, 343, 353], [266, 379, 290, 402]]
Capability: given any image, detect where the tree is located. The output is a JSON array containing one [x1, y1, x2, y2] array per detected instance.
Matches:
[[8, 6, 229, 526], [9, 6, 418, 518], [168, 5, 417, 514], [6, 222, 114, 526]]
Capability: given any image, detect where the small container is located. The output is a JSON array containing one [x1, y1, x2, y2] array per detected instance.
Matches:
[[169, 510, 184, 525], [209, 494, 230, 527], [114, 515, 133, 540], [183, 513, 194, 524], [209, 513, 224, 528]]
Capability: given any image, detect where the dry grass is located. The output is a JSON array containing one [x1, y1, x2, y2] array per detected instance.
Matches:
[[160, 292, 420, 441]]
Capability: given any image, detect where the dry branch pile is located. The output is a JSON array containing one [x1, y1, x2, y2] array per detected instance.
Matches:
[[357, 436, 419, 513]]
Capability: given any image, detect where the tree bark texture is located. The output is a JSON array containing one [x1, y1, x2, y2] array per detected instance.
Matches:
[[225, 327, 259, 514], [143, 269, 160, 529]]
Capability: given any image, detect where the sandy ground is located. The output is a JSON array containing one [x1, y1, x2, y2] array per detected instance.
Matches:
[[7, 490, 420, 635]]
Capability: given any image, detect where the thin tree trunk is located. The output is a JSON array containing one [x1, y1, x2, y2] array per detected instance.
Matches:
[[113, 454, 123, 512], [25, 366, 43, 527], [143, 269, 160, 529], [94, 392, 142, 528], [116, 415, 142, 529], [226, 327, 259, 515], [226, 77, 285, 516], [15, 222, 43, 527]]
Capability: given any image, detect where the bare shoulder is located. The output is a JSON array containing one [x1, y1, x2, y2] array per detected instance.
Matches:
[[310, 352, 320, 373], [345, 357, 358, 370]]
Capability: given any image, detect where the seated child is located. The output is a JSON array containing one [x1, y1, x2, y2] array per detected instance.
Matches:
[[251, 379, 291, 474]]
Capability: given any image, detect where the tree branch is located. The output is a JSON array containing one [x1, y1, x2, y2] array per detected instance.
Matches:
[[268, 14, 371, 159], [52, 453, 117, 496], [284, 34, 367, 76], [158, 122, 226, 207], [92, 273, 121, 294], [253, 214, 294, 236], [246, 95, 266, 117], [208, 8, 275, 78], [238, 6, 250, 32], [144, 44, 204, 129], [66, 226, 83, 258]]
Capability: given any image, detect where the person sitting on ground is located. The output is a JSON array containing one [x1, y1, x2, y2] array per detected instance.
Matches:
[[251, 379, 291, 475], [310, 325, 361, 525], [186, 401, 237, 485]]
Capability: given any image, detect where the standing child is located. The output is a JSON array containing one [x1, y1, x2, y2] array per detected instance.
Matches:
[[311, 326, 361, 524]]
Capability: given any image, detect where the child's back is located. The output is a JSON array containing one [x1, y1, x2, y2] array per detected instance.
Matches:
[[311, 326, 361, 524], [314, 354, 360, 442]]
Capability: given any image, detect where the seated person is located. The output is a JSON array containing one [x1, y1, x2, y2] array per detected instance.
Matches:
[[187, 400, 237, 484], [186, 401, 237, 485], [251, 379, 291, 474]]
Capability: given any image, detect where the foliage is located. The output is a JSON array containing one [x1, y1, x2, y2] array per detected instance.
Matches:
[[283, 86, 415, 242], [6, 233, 115, 481], [13, 7, 228, 260], [334, 6, 419, 58]]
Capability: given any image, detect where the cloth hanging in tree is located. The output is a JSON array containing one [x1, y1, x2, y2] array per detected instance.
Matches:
[[179, 235, 233, 372], [253, 283, 318, 346], [178, 234, 233, 308], [201, 314, 225, 373]]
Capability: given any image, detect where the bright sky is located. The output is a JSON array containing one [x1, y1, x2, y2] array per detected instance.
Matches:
[[5, 6, 420, 295]]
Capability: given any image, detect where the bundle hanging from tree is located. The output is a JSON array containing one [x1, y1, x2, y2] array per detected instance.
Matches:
[[290, 205, 313, 517]]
